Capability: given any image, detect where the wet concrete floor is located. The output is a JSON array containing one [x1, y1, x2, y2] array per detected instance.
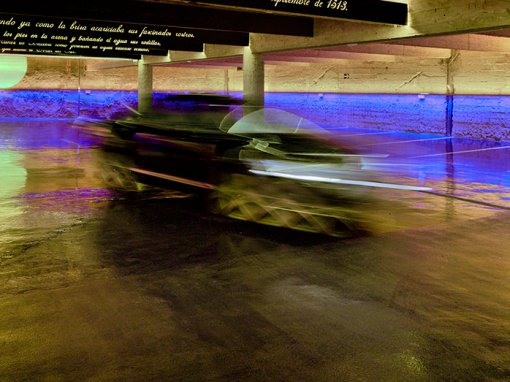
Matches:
[[1, 120, 510, 381]]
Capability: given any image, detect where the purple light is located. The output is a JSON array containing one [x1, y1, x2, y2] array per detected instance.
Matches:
[[0, 90, 509, 141]]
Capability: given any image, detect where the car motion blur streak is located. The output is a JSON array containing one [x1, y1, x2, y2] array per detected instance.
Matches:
[[74, 94, 429, 237]]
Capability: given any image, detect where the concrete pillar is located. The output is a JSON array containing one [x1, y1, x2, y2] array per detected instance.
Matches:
[[243, 46, 264, 110], [446, 95, 453, 137], [138, 58, 153, 113], [224, 69, 230, 94], [445, 50, 459, 137], [444, 50, 457, 219]]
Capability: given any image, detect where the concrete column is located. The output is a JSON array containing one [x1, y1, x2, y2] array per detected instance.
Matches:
[[445, 50, 459, 137], [444, 50, 458, 219], [138, 58, 153, 113], [243, 46, 264, 110], [446, 94, 453, 137], [224, 69, 230, 94]]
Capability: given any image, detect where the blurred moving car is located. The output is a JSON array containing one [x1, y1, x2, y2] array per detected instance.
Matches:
[[75, 94, 378, 237]]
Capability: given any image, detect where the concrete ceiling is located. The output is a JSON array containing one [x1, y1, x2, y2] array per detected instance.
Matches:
[[67, 0, 510, 71], [87, 33, 510, 71]]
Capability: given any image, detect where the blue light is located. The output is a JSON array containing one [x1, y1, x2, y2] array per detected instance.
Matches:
[[0, 90, 508, 141]]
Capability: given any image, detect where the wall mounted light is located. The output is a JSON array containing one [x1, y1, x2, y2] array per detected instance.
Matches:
[[0, 55, 27, 88]]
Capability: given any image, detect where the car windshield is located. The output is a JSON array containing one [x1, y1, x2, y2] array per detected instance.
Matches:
[[220, 108, 329, 137]]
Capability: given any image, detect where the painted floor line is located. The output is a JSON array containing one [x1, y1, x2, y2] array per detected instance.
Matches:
[[421, 190, 510, 211], [333, 131, 399, 137], [411, 145, 510, 158], [360, 137, 452, 147]]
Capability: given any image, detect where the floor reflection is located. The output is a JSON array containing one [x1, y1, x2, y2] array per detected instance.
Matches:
[[2, 120, 510, 381], [3, 120, 510, 243], [85, 192, 510, 381], [0, 150, 27, 252]]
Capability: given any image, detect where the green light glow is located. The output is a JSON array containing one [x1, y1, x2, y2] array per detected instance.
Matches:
[[0, 151, 26, 222], [0, 55, 27, 88]]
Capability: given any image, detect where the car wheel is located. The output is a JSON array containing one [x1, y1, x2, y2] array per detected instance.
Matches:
[[101, 163, 140, 191], [208, 174, 366, 237]]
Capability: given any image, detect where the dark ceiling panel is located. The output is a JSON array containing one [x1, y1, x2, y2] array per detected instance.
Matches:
[[0, 43, 144, 59], [0, 14, 206, 59], [193, 30, 248, 46], [167, 0, 408, 25], [1, 1, 314, 37]]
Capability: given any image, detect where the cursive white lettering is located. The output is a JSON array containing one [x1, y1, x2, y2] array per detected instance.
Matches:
[[139, 27, 172, 38], [141, 40, 161, 46], [272, 0, 310, 6], [35, 22, 54, 28], [78, 36, 104, 42], [69, 44, 90, 50], [18, 21, 30, 29], [71, 21, 87, 31], [90, 25, 124, 33], [0, 17, 15, 26], [176, 32, 194, 38]]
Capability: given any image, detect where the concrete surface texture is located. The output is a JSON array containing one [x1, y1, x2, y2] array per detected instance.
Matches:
[[5, 50, 510, 141], [12, 52, 510, 95], [1, 121, 510, 381]]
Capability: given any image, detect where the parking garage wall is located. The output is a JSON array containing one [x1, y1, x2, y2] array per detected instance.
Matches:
[[2, 53, 510, 141], [4, 89, 510, 141], [269, 94, 510, 141]]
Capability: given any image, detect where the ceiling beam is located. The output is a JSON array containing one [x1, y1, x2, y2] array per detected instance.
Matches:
[[389, 34, 510, 53], [328, 43, 451, 58], [478, 30, 510, 38], [142, 45, 245, 65], [84, 39, 456, 70], [87, 57, 316, 70], [86, 60, 139, 71], [265, 50, 398, 62], [159, 62, 241, 69], [264, 60, 312, 66], [408, 0, 510, 35]]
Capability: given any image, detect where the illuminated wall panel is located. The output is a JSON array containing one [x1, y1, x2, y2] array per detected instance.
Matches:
[[264, 93, 447, 134], [0, 90, 446, 133], [452, 96, 510, 141], [0, 90, 137, 119], [2, 90, 510, 141]]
